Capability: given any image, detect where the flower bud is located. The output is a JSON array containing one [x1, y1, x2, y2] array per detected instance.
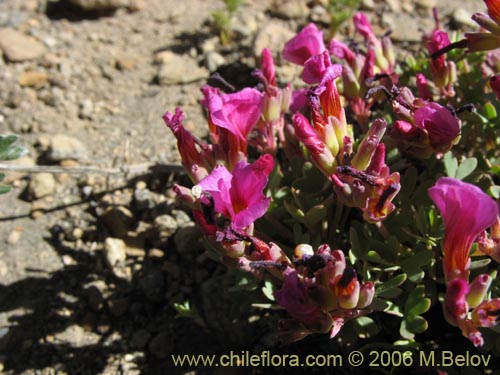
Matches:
[[351, 118, 387, 171], [357, 281, 375, 309], [467, 274, 492, 308], [335, 267, 360, 309]]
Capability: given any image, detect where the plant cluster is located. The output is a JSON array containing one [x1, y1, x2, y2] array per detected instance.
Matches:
[[165, 2, 500, 353]]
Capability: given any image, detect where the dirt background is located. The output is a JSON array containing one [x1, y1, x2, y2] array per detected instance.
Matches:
[[0, 0, 486, 374]]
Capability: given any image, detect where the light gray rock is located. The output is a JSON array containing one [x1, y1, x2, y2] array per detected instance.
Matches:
[[53, 324, 101, 348], [0, 28, 46, 62], [44, 134, 88, 162], [156, 52, 208, 86], [28, 173, 56, 199], [104, 237, 127, 269], [269, 0, 308, 19], [154, 214, 178, 239]]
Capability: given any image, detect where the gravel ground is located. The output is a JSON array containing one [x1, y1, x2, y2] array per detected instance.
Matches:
[[0, 0, 485, 374]]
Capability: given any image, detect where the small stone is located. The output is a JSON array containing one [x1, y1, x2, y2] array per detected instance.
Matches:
[[53, 324, 100, 348], [386, 13, 424, 42], [28, 173, 56, 199], [148, 248, 164, 258], [253, 21, 295, 57], [7, 228, 22, 245], [100, 206, 134, 237], [131, 329, 151, 349], [154, 214, 178, 239], [79, 99, 94, 119], [171, 209, 192, 228], [42, 134, 88, 162], [148, 331, 173, 359], [269, 0, 308, 19], [415, 0, 436, 10], [0, 327, 11, 351], [104, 238, 127, 269], [115, 57, 136, 71], [204, 51, 225, 72], [452, 8, 477, 29], [133, 188, 155, 211], [0, 28, 46, 62], [18, 71, 48, 89], [86, 280, 108, 311], [156, 52, 208, 85], [360, 0, 376, 10]]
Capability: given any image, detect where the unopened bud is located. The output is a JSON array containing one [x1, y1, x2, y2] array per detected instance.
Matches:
[[467, 274, 492, 308], [357, 282, 375, 309]]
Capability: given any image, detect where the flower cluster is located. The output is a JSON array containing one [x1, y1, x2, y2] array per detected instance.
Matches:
[[163, 3, 500, 349]]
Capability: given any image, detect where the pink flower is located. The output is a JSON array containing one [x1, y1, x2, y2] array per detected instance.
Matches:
[[302, 51, 331, 85], [202, 86, 264, 143], [283, 23, 325, 65], [274, 269, 332, 329], [428, 177, 499, 281], [198, 154, 274, 229], [414, 103, 460, 153]]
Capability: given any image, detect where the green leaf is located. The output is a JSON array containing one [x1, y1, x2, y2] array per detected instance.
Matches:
[[303, 205, 327, 226], [484, 102, 497, 120], [262, 281, 275, 301], [0, 185, 12, 194], [443, 152, 458, 178], [404, 315, 428, 334], [400, 250, 434, 275], [455, 157, 477, 180], [377, 288, 403, 298], [405, 285, 430, 317], [0, 135, 27, 161], [353, 316, 380, 338], [489, 185, 500, 199], [376, 274, 407, 296]]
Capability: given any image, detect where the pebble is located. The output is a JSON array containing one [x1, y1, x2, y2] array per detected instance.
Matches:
[[28, 173, 56, 200], [100, 206, 134, 237], [0, 28, 46, 62], [18, 71, 48, 89], [86, 280, 108, 311], [7, 228, 23, 245], [154, 214, 178, 239], [115, 56, 137, 71], [415, 0, 437, 9], [53, 324, 101, 348], [79, 99, 94, 119], [171, 209, 192, 228], [156, 52, 208, 86], [253, 21, 295, 57], [40, 134, 88, 162], [204, 51, 225, 72], [148, 331, 173, 359], [269, 0, 309, 19], [133, 188, 155, 211], [360, 0, 376, 11], [104, 237, 127, 268]]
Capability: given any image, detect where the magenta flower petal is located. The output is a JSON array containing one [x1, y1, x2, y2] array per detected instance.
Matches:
[[203, 86, 264, 141], [428, 177, 499, 280], [283, 23, 325, 65], [414, 103, 460, 151], [302, 51, 331, 84], [198, 155, 274, 229]]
